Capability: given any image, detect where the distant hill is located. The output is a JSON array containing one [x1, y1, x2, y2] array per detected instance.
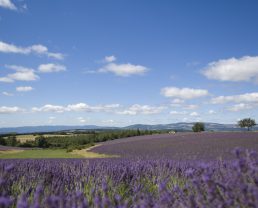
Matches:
[[0, 122, 257, 134], [0, 125, 117, 134], [124, 122, 246, 132]]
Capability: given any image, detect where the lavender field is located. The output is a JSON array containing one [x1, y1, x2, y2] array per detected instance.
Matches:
[[1, 132, 258, 207], [92, 132, 258, 160]]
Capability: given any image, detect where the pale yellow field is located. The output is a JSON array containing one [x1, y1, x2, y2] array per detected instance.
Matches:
[[71, 145, 118, 158], [0, 149, 24, 154], [5, 134, 72, 143]]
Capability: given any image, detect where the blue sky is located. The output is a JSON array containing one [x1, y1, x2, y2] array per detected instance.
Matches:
[[0, 0, 258, 127]]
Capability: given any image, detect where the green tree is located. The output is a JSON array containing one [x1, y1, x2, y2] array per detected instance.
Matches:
[[6, 136, 18, 146], [238, 118, 256, 131], [0, 137, 6, 145], [35, 136, 49, 148], [192, 122, 205, 132]]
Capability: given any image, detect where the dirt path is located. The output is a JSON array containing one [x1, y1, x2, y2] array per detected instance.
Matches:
[[71, 144, 118, 158]]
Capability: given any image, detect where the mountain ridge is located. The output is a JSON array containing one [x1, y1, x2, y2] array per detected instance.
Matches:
[[0, 122, 257, 134]]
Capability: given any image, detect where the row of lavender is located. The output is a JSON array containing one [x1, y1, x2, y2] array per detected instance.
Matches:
[[1, 149, 258, 207], [91, 132, 258, 160]]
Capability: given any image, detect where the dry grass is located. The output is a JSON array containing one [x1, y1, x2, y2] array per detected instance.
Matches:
[[71, 145, 118, 158], [7, 134, 72, 143], [0, 149, 24, 154]]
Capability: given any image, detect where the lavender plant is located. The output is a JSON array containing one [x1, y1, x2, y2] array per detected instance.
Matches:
[[0, 148, 258, 207]]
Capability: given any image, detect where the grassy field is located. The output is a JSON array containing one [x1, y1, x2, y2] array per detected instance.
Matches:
[[10, 134, 72, 143], [0, 146, 113, 159]]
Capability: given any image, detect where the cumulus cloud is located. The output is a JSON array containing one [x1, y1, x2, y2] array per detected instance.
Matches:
[[202, 56, 258, 82], [0, 65, 39, 83], [183, 104, 199, 110], [161, 87, 209, 100], [0, 106, 24, 114], [170, 111, 187, 115], [171, 98, 185, 104], [0, 0, 16, 10], [16, 86, 33, 92], [208, 110, 216, 114], [67, 103, 92, 112], [77, 117, 88, 123], [67, 103, 120, 112], [228, 103, 253, 112], [0, 77, 13, 83], [99, 63, 148, 77], [104, 55, 116, 63], [102, 119, 115, 124], [32, 103, 121, 113], [38, 63, 66, 73], [117, 104, 165, 115], [0, 41, 64, 60], [32, 104, 66, 113], [190, 112, 199, 117], [2, 91, 13, 96], [211, 92, 258, 104]]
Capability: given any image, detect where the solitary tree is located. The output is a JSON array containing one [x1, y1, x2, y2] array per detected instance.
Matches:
[[238, 118, 256, 131], [192, 122, 205, 132]]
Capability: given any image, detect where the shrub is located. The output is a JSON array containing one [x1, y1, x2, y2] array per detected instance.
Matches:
[[0, 137, 6, 145], [35, 136, 49, 148], [192, 122, 205, 132], [5, 136, 18, 146]]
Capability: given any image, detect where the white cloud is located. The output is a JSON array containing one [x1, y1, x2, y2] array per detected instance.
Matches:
[[202, 56, 258, 82], [208, 110, 216, 114], [2, 91, 13, 96], [228, 103, 253, 112], [0, 106, 24, 114], [211, 92, 258, 104], [190, 112, 199, 117], [0, 65, 39, 82], [102, 119, 115, 124], [21, 4, 27, 10], [171, 98, 185, 104], [104, 55, 116, 63], [48, 116, 56, 124], [0, 41, 64, 60], [99, 63, 148, 77], [67, 103, 92, 112], [170, 111, 187, 115], [67, 103, 120, 112], [182, 117, 189, 122], [77, 117, 88, 123], [0, 41, 27, 54], [117, 104, 164, 115], [38, 63, 66, 73], [32, 103, 121, 113], [0, 0, 17, 10], [46, 52, 64, 60], [0, 77, 13, 83], [16, 86, 33, 92], [183, 104, 198, 110], [32, 105, 66, 113], [161, 87, 209, 100], [83, 70, 97, 74]]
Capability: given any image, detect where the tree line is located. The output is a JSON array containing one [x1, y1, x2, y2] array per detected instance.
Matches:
[[0, 129, 167, 150]]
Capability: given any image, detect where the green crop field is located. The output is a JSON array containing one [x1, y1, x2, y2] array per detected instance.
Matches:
[[0, 145, 114, 159], [0, 149, 83, 159]]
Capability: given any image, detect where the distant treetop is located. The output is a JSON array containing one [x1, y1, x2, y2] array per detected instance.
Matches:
[[238, 118, 256, 131]]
